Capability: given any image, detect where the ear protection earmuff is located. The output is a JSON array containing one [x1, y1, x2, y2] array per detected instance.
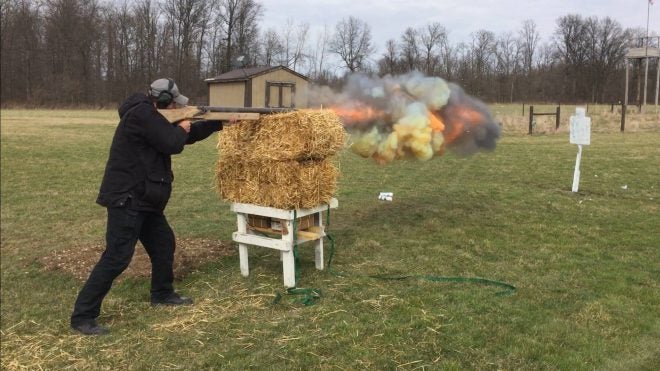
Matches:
[[153, 78, 174, 105]]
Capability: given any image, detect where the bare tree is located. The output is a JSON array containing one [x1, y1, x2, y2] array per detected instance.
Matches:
[[216, 0, 262, 72], [232, 0, 262, 66], [453, 42, 471, 87], [217, 0, 239, 71], [42, 0, 104, 105], [329, 16, 374, 73], [109, 2, 137, 98], [518, 19, 539, 75], [132, 0, 160, 84], [399, 27, 419, 72], [584, 17, 628, 102], [160, 0, 209, 92], [206, 1, 227, 76], [554, 15, 589, 66], [439, 35, 456, 80], [419, 22, 446, 75], [554, 14, 590, 101], [307, 23, 330, 80], [378, 39, 399, 76], [494, 32, 520, 101], [279, 18, 309, 70], [470, 30, 496, 96], [534, 42, 557, 101], [1, 0, 43, 103], [259, 28, 282, 66]]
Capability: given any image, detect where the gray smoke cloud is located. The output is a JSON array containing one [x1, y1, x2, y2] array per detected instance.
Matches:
[[439, 83, 501, 156], [310, 72, 500, 162]]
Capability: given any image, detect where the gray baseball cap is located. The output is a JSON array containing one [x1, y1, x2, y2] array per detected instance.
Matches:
[[149, 78, 189, 106]]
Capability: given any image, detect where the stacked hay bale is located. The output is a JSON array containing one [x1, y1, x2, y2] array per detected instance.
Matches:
[[216, 109, 346, 209]]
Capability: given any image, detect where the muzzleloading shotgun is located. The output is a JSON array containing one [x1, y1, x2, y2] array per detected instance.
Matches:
[[158, 106, 297, 124]]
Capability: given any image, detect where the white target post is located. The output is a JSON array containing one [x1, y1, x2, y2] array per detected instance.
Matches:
[[569, 107, 591, 192]]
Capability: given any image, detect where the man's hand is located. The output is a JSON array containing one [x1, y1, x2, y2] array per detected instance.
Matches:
[[177, 120, 191, 133], [227, 114, 238, 125]]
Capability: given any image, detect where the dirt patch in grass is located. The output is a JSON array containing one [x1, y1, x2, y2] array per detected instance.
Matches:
[[41, 238, 235, 281]]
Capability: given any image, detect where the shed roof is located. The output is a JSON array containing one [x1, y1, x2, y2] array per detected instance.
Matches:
[[205, 65, 309, 83]]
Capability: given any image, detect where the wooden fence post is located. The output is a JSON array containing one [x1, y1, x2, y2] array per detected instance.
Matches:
[[620, 104, 626, 132], [528, 105, 534, 135], [555, 106, 561, 130]]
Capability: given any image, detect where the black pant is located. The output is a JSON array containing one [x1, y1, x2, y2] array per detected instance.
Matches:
[[71, 206, 175, 326]]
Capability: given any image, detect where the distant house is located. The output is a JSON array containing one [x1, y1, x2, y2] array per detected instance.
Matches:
[[205, 65, 309, 108]]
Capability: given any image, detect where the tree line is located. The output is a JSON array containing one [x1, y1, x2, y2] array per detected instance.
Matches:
[[1, 0, 656, 107]]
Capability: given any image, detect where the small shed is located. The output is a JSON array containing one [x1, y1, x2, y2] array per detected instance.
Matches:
[[205, 65, 309, 108]]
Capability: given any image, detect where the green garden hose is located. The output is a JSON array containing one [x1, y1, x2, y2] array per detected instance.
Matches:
[[275, 206, 516, 306]]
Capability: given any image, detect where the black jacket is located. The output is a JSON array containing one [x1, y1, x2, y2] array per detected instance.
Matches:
[[96, 93, 221, 212]]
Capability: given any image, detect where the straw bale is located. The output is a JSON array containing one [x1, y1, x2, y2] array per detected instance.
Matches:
[[216, 109, 344, 209], [216, 158, 339, 209], [218, 109, 346, 161]]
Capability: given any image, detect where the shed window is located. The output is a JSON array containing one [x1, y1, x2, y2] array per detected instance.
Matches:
[[265, 82, 296, 108]]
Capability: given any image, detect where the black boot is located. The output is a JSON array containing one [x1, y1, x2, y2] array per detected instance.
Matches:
[[71, 321, 109, 335], [151, 292, 194, 306]]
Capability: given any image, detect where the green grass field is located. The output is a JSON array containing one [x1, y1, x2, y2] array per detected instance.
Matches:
[[1, 107, 659, 369]]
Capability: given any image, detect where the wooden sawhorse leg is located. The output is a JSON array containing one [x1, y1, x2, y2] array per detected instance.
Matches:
[[282, 219, 296, 287], [314, 211, 324, 270], [236, 213, 249, 277]]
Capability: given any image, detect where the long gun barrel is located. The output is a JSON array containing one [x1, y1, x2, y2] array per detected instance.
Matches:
[[199, 106, 297, 114], [158, 106, 297, 124]]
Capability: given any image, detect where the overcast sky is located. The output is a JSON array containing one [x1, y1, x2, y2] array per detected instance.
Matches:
[[258, 0, 659, 54]]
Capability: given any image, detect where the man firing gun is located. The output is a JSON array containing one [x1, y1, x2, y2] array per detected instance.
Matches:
[[70, 78, 229, 335]]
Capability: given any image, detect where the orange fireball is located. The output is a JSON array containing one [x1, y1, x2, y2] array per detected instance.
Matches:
[[330, 104, 385, 126]]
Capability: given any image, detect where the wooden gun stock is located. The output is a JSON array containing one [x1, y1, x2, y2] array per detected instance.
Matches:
[[157, 106, 261, 124]]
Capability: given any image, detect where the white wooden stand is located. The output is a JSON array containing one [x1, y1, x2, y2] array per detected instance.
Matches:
[[230, 198, 338, 287]]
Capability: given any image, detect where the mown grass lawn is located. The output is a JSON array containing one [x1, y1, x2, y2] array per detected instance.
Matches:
[[1, 107, 658, 370]]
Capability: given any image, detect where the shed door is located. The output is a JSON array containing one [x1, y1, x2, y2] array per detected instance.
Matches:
[[266, 82, 296, 108]]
